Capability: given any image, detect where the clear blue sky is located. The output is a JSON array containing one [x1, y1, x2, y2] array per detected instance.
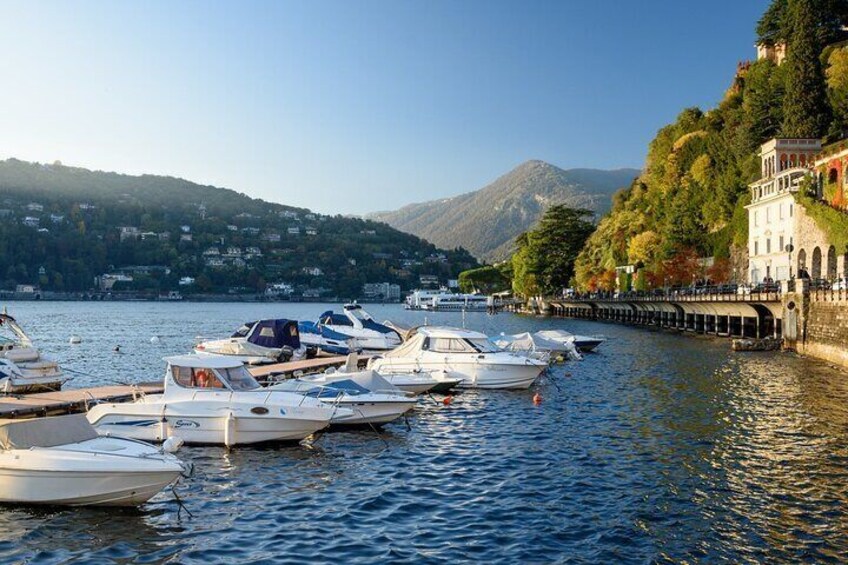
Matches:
[[0, 0, 770, 214]]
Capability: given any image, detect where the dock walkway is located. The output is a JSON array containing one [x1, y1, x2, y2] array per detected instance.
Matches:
[[0, 383, 162, 419]]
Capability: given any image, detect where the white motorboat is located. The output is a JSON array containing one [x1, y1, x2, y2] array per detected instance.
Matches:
[[0, 312, 66, 393], [268, 370, 417, 426], [298, 321, 360, 357], [87, 355, 347, 446], [194, 319, 303, 364], [369, 326, 547, 390], [316, 304, 402, 351], [535, 329, 606, 352], [494, 332, 582, 362], [330, 353, 442, 395], [0, 414, 184, 506]]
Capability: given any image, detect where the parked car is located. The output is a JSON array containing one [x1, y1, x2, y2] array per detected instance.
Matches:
[[833, 279, 848, 291], [810, 278, 831, 290], [737, 284, 752, 295]]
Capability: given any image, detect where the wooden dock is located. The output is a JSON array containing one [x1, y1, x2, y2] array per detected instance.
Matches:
[[0, 383, 163, 419]]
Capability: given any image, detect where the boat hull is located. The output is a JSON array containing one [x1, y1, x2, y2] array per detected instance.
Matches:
[[0, 468, 181, 506], [371, 360, 544, 390], [87, 403, 332, 446], [330, 399, 417, 425]]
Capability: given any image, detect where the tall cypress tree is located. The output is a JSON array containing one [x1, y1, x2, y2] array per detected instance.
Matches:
[[782, 0, 831, 138]]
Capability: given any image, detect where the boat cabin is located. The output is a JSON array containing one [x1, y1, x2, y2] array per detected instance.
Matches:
[[385, 327, 501, 357], [164, 355, 262, 392]]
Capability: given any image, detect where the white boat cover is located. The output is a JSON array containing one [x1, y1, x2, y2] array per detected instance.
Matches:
[[323, 370, 403, 394], [494, 332, 581, 360], [0, 414, 99, 450]]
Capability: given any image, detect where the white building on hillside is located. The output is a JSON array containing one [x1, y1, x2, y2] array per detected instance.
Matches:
[[745, 138, 821, 283]]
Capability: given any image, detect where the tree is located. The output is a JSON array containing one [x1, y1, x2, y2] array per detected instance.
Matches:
[[511, 206, 595, 296], [827, 46, 848, 132], [782, 0, 831, 138], [757, 0, 789, 45]]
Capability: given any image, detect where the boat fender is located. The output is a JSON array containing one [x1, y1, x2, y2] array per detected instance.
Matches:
[[442, 395, 453, 406], [224, 411, 236, 448], [163, 436, 184, 453], [533, 393, 542, 406]]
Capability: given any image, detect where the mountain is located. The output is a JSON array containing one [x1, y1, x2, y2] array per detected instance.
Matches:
[[0, 158, 477, 298], [368, 161, 639, 262]]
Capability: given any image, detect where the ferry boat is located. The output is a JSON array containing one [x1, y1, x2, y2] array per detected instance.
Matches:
[[404, 289, 444, 310], [423, 293, 489, 312]]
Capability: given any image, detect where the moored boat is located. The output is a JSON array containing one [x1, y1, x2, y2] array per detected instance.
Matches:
[[316, 304, 402, 351], [535, 329, 606, 352], [0, 414, 185, 506], [87, 355, 346, 446], [0, 312, 66, 393], [194, 319, 303, 364], [268, 370, 417, 425], [368, 326, 547, 389]]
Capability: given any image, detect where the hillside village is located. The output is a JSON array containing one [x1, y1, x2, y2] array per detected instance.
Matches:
[[0, 159, 476, 301]]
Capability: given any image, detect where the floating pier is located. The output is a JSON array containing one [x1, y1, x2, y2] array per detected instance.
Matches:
[[0, 384, 163, 419]]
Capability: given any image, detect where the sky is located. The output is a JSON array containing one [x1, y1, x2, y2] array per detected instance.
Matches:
[[0, 0, 771, 214]]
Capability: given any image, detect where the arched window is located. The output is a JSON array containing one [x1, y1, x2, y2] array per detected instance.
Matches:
[[790, 154, 797, 168], [828, 246, 837, 281], [798, 249, 807, 273], [829, 168, 839, 184], [812, 247, 823, 280], [799, 154, 807, 166]]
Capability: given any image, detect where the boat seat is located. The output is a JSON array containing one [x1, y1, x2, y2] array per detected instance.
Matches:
[[3, 348, 40, 363], [0, 414, 98, 450]]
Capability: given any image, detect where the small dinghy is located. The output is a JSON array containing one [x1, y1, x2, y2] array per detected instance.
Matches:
[[268, 370, 417, 426], [194, 319, 303, 365], [534, 329, 606, 353], [0, 414, 185, 506]]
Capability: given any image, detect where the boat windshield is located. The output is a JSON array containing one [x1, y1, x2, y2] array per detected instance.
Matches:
[[172, 366, 227, 389], [348, 308, 371, 321], [218, 367, 261, 391]]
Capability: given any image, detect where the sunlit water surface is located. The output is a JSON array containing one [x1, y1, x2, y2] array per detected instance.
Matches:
[[0, 302, 847, 563]]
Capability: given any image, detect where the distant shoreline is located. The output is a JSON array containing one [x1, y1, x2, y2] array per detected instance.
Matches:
[[0, 291, 403, 305]]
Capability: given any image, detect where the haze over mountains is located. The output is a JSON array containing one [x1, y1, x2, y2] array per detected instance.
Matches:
[[368, 160, 640, 262]]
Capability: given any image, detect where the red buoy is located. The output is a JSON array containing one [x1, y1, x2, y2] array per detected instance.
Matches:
[[533, 392, 542, 406], [443, 395, 453, 406]]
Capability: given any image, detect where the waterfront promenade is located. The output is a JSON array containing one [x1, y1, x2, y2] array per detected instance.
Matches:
[[546, 280, 848, 368]]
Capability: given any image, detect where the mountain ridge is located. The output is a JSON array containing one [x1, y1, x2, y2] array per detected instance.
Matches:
[[368, 160, 640, 262]]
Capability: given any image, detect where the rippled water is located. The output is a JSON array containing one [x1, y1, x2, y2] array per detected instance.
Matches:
[[1, 301, 848, 563]]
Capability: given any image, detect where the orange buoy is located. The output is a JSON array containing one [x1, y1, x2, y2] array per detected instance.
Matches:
[[443, 395, 453, 406], [533, 392, 542, 406]]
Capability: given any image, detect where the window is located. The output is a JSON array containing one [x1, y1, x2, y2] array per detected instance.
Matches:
[[465, 338, 500, 353], [779, 236, 784, 252], [779, 203, 784, 219], [766, 207, 770, 223], [790, 204, 793, 217], [221, 367, 260, 391], [754, 240, 759, 255], [172, 366, 225, 389], [426, 338, 475, 353], [766, 239, 771, 254], [754, 211, 759, 227]]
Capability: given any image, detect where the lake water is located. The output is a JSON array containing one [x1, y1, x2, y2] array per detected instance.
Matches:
[[1, 301, 848, 563]]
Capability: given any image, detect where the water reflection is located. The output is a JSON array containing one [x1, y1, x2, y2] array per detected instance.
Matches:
[[0, 303, 847, 561]]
